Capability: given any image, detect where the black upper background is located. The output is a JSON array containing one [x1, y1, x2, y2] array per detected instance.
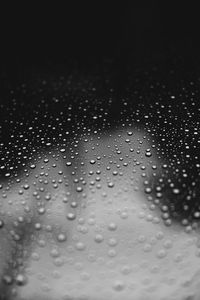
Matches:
[[1, 1, 200, 83]]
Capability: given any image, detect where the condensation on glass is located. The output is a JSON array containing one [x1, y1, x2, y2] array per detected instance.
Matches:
[[0, 68, 200, 300]]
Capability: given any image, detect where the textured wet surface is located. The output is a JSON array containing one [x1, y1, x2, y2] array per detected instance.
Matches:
[[1, 60, 200, 299]]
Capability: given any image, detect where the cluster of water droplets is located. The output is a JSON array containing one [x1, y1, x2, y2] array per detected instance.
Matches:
[[1, 66, 200, 299]]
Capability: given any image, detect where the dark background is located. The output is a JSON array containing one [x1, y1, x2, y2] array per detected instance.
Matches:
[[1, 1, 200, 82]]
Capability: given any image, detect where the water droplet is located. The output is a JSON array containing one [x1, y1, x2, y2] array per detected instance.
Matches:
[[172, 188, 180, 195], [57, 233, 67, 242], [156, 249, 167, 259], [108, 238, 118, 247], [66, 212, 76, 220], [76, 242, 86, 251], [0, 220, 4, 228], [94, 234, 104, 243], [76, 186, 83, 192], [108, 222, 117, 231], [3, 275, 13, 285], [112, 280, 125, 291], [15, 274, 27, 286], [30, 164, 36, 169], [90, 159, 96, 164], [107, 182, 115, 188]]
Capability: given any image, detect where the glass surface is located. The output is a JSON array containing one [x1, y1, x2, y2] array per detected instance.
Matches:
[[1, 61, 200, 300]]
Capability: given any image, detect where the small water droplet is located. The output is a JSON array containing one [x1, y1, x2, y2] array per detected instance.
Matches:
[[112, 280, 125, 291], [57, 233, 67, 242]]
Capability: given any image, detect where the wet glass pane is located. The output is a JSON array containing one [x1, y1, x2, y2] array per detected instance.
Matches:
[[1, 3, 200, 300]]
